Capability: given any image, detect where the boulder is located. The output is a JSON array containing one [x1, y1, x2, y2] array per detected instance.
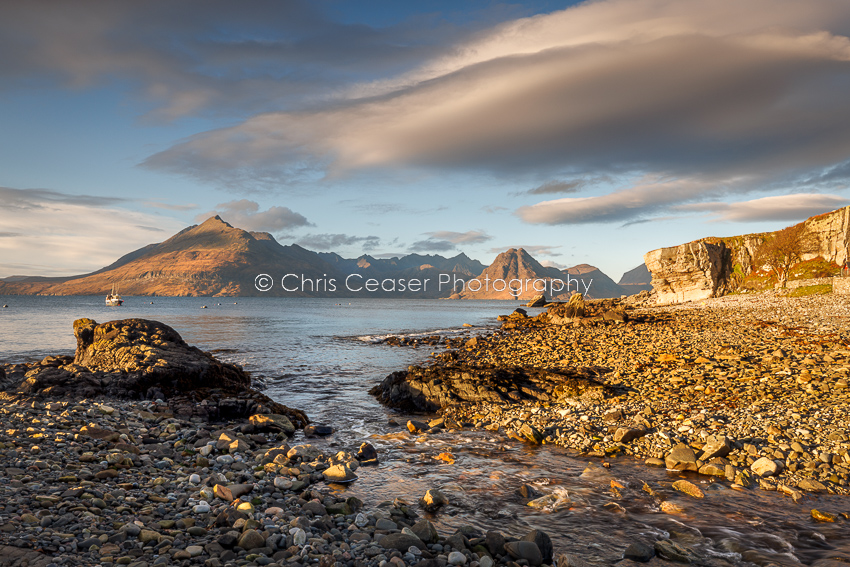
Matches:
[[249, 414, 295, 435], [371, 364, 613, 412], [525, 295, 548, 308], [665, 443, 699, 471], [322, 464, 358, 483], [643, 241, 732, 305], [420, 488, 449, 512], [751, 457, 782, 477], [700, 435, 733, 460], [505, 541, 543, 567], [9, 318, 309, 425]]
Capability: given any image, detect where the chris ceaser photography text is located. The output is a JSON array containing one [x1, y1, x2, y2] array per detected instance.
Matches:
[[254, 273, 593, 295]]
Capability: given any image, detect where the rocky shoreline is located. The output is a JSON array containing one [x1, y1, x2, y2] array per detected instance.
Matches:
[[372, 293, 850, 499], [0, 318, 574, 567]]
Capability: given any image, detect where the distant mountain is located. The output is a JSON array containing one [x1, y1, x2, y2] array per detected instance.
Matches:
[[560, 263, 626, 299], [0, 215, 644, 299], [617, 263, 653, 293]]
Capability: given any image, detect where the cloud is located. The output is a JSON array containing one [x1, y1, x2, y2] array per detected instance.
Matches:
[[142, 200, 198, 211], [0, 187, 185, 277], [0, 1, 481, 121], [516, 175, 720, 224], [489, 245, 562, 257], [0, 186, 127, 209], [195, 200, 311, 233], [143, 0, 850, 209], [675, 194, 850, 222], [296, 233, 380, 251], [540, 259, 567, 269], [525, 177, 612, 195], [424, 230, 492, 244], [409, 239, 457, 253]]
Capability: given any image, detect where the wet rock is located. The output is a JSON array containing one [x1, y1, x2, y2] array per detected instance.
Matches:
[[323, 464, 358, 483], [249, 413, 295, 435], [522, 529, 553, 564], [623, 542, 655, 562], [420, 488, 449, 512], [357, 442, 379, 463], [505, 540, 543, 567], [672, 480, 704, 499], [379, 533, 426, 551], [304, 424, 334, 437], [654, 540, 699, 563], [411, 519, 439, 544]]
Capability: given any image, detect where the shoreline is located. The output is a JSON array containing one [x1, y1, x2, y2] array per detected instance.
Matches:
[[379, 293, 850, 498]]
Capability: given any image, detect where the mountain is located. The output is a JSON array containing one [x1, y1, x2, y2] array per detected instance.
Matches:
[[458, 248, 564, 300], [0, 216, 341, 297], [561, 264, 627, 299], [0, 215, 641, 299], [617, 263, 653, 293]]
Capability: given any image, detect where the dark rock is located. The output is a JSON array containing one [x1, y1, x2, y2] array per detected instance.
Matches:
[[304, 424, 334, 437], [356, 442, 378, 463], [525, 295, 548, 308], [623, 542, 655, 562], [379, 533, 426, 551], [371, 364, 614, 412], [486, 531, 506, 556], [518, 484, 542, 499], [505, 541, 543, 567], [522, 530, 553, 564]]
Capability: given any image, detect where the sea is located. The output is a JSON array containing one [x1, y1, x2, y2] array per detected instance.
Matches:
[[2, 295, 849, 565]]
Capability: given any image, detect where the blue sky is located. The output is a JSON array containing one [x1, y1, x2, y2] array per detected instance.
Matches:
[[2, 0, 850, 280]]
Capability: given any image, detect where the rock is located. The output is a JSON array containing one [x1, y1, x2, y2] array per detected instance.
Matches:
[[522, 529, 553, 564], [654, 540, 698, 563], [751, 457, 781, 477], [623, 542, 655, 562], [798, 479, 827, 492], [665, 443, 699, 471], [304, 424, 334, 437], [249, 414, 295, 435], [323, 464, 358, 483], [411, 519, 439, 544], [287, 444, 320, 461], [700, 435, 733, 459], [237, 529, 266, 550], [505, 541, 543, 567], [525, 294, 548, 307], [372, 365, 613, 412], [447, 551, 467, 565], [420, 488, 449, 512], [379, 533, 426, 551], [811, 509, 837, 522], [614, 427, 645, 443], [644, 240, 731, 304], [486, 531, 506, 556], [356, 442, 378, 463], [407, 420, 429, 433], [672, 480, 704, 498], [518, 484, 543, 499], [556, 553, 593, 567]]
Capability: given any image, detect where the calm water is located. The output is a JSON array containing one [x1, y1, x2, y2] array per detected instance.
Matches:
[[2, 296, 849, 566]]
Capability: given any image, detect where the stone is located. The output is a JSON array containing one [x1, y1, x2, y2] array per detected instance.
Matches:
[[700, 435, 733, 460], [614, 427, 645, 443], [411, 519, 439, 544], [751, 457, 781, 477], [485, 531, 506, 556], [665, 444, 699, 471], [447, 551, 467, 565], [304, 424, 334, 437], [654, 540, 698, 563], [357, 442, 379, 463], [249, 414, 295, 435], [323, 464, 358, 483], [420, 488, 449, 511], [238, 529, 266, 550], [505, 541, 543, 567], [522, 529, 553, 564], [672, 480, 704, 498], [525, 294, 548, 308], [623, 542, 655, 562], [811, 509, 837, 522], [379, 533, 426, 551]]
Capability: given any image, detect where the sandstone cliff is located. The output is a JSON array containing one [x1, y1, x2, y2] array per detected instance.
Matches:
[[644, 206, 850, 304]]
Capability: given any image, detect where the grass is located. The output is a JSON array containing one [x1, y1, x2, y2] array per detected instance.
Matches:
[[787, 284, 832, 297]]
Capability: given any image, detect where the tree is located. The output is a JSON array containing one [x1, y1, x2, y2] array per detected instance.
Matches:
[[753, 223, 817, 288]]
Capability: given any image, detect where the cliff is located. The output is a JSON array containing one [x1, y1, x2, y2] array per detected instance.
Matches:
[[644, 206, 850, 304]]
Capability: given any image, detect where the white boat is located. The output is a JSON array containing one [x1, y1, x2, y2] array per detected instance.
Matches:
[[106, 283, 123, 306]]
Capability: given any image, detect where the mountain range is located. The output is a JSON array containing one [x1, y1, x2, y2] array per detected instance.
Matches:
[[0, 216, 649, 299]]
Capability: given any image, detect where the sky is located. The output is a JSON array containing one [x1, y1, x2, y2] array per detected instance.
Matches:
[[2, 0, 850, 281]]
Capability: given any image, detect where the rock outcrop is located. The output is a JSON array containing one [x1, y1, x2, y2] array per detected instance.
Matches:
[[2, 318, 308, 425], [643, 241, 732, 305], [370, 364, 614, 413]]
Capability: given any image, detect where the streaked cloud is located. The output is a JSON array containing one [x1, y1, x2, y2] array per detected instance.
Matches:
[[424, 230, 492, 244], [409, 239, 457, 253], [296, 233, 380, 251], [194, 200, 311, 233], [676, 194, 850, 222], [0, 187, 184, 278]]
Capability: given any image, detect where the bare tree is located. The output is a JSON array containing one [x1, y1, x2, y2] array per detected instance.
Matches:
[[753, 223, 817, 288]]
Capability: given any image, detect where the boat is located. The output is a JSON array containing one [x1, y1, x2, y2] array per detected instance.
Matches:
[[106, 283, 124, 306]]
